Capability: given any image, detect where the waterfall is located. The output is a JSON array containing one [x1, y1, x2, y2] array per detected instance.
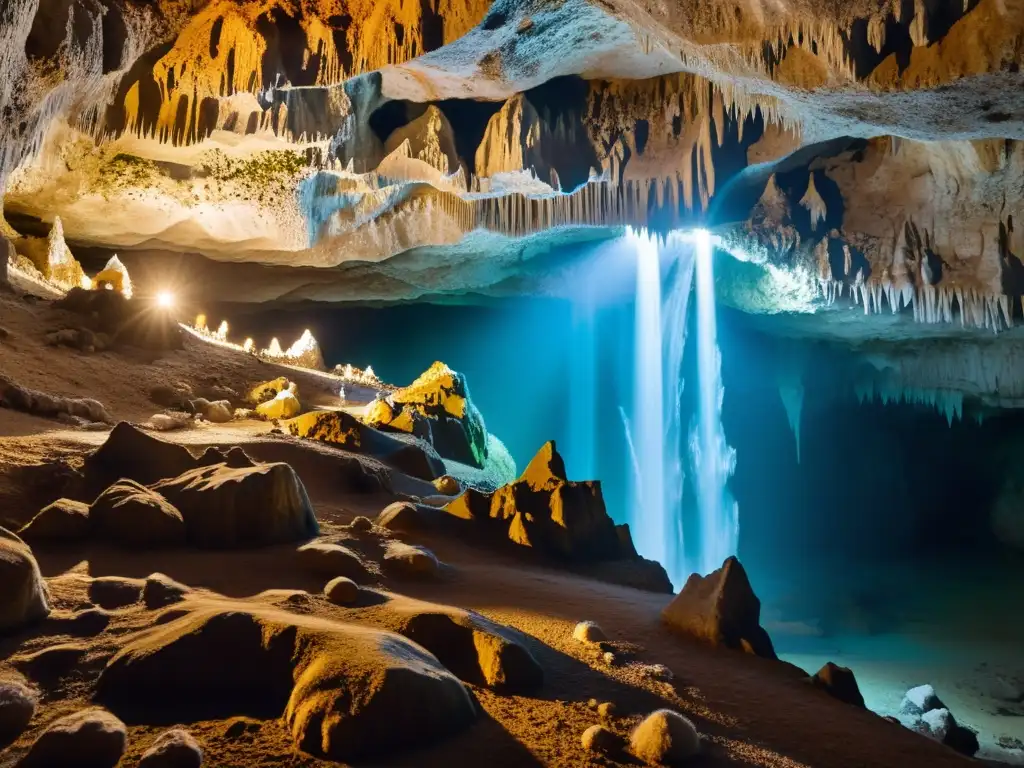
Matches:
[[690, 229, 739, 576], [567, 294, 597, 479]]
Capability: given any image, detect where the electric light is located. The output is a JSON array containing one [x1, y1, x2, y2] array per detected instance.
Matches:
[[156, 290, 175, 309]]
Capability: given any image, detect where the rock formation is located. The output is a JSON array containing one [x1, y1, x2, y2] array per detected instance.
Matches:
[[0, 528, 50, 634]]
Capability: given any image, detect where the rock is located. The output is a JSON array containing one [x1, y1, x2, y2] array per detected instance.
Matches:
[[89, 576, 144, 609], [86, 422, 200, 487], [0, 374, 113, 425], [603, 651, 616, 665], [143, 573, 190, 609], [582, 724, 620, 753], [661, 556, 776, 659], [647, 664, 673, 682], [95, 601, 476, 760], [20, 708, 127, 768], [287, 410, 445, 481], [919, 708, 980, 757], [138, 728, 203, 768], [297, 542, 372, 582], [150, 412, 194, 431], [382, 541, 440, 578], [19, 498, 91, 542], [154, 462, 318, 548], [59, 607, 111, 636], [0, 680, 36, 742], [198, 446, 255, 469], [150, 383, 193, 409], [363, 362, 488, 467], [324, 576, 360, 605], [376, 501, 423, 532], [0, 528, 50, 634], [900, 684, 946, 716], [444, 441, 629, 561], [248, 377, 289, 405], [807, 662, 865, 708], [201, 400, 233, 423], [630, 709, 700, 765], [12, 643, 89, 686], [349, 516, 374, 533], [597, 701, 617, 720], [433, 475, 461, 495], [255, 385, 301, 420], [90, 480, 186, 547], [573, 621, 606, 643]]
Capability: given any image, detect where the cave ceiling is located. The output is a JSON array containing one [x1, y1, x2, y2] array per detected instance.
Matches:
[[3, 0, 1024, 353]]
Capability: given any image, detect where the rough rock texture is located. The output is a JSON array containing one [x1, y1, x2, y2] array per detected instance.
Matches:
[[288, 409, 444, 481], [19, 498, 91, 543], [138, 728, 203, 768], [900, 684, 946, 717], [0, 528, 50, 634], [363, 362, 488, 468], [630, 709, 701, 765], [0, 680, 37, 743], [661, 556, 776, 659], [90, 480, 186, 548], [95, 601, 476, 760], [0, 373, 113, 425], [807, 662, 866, 708], [20, 708, 128, 768]]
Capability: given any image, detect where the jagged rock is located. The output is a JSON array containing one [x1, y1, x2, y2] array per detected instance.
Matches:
[[661, 556, 776, 659], [143, 573, 190, 609], [256, 384, 301, 420], [582, 724, 620, 753], [363, 362, 488, 468], [91, 480, 186, 548], [154, 463, 318, 548], [18, 217, 87, 291], [0, 374, 113, 425], [21, 708, 127, 768], [573, 621, 606, 643], [807, 662, 865, 708], [324, 576, 360, 605], [19, 498, 91, 542], [138, 728, 203, 768], [900, 684, 945, 716], [0, 680, 36, 742], [918, 708, 980, 757], [296, 542, 372, 582], [93, 255, 132, 297], [376, 501, 423, 532], [383, 541, 440, 578], [288, 410, 444, 481], [86, 423, 199, 487], [0, 528, 50, 634], [248, 377, 290, 405], [630, 710, 700, 765], [96, 601, 476, 760], [198, 446, 255, 469]]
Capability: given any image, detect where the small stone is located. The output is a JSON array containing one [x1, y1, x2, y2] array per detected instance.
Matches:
[[138, 728, 203, 768], [349, 516, 373, 532], [573, 621, 606, 643], [324, 576, 359, 605], [603, 651, 616, 666], [581, 724, 619, 753], [21, 708, 127, 768], [597, 702, 617, 720], [630, 709, 700, 765], [587, 698, 598, 709], [0, 680, 37, 741]]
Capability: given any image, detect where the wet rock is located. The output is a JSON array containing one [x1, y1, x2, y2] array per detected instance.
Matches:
[[376, 501, 423, 533], [382, 541, 440, 578], [630, 709, 700, 765], [582, 724, 619, 753], [661, 556, 776, 659], [0, 528, 50, 634], [297, 542, 372, 582], [573, 621, 606, 643], [19, 498, 91, 542], [807, 662, 866, 708], [91, 480, 186, 548], [138, 728, 203, 768], [96, 601, 476, 760], [89, 576, 144, 609], [0, 680, 36, 742], [143, 573, 190, 609], [324, 576, 360, 605], [21, 708, 127, 768], [154, 462, 318, 548], [900, 684, 945, 716]]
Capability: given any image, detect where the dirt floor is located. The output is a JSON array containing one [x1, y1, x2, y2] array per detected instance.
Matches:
[[0, 287, 991, 767]]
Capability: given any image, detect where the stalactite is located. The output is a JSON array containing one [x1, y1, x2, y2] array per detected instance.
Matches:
[[799, 173, 827, 231]]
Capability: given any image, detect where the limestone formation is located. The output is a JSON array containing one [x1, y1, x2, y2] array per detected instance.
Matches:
[[19, 498, 91, 543], [630, 710, 700, 765], [20, 708, 128, 768], [138, 728, 203, 768], [92, 255, 132, 298], [154, 463, 318, 548], [90, 480, 187, 548], [296, 542, 373, 583], [0, 528, 50, 634], [0, 680, 36, 742], [96, 601, 477, 760], [661, 556, 776, 659], [807, 662, 866, 708], [363, 362, 488, 468]]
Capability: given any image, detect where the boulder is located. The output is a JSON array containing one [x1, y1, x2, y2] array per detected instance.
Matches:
[[383, 541, 440, 578], [138, 728, 203, 768], [0, 680, 36, 742], [597, 701, 617, 720], [201, 400, 233, 423], [0, 528, 50, 634], [86, 423, 200, 487], [90, 480, 186, 548], [96, 601, 476, 760], [150, 383, 193, 409], [89, 576, 144, 609], [154, 463, 318, 548], [807, 662, 865, 708], [630, 709, 700, 765], [661, 556, 776, 659], [323, 576, 359, 605], [143, 573, 190, 609], [375, 501, 423, 533], [256, 385, 301, 420], [287, 410, 444, 481], [919, 708, 980, 757], [900, 684, 945, 716], [248, 377, 290, 405], [582, 724, 620, 753], [19, 498, 91, 542], [572, 621, 606, 643], [296, 542, 372, 583], [20, 708, 127, 768], [433, 475, 461, 495], [362, 362, 488, 467]]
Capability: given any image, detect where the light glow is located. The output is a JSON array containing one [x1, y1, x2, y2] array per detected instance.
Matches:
[[155, 290, 175, 309]]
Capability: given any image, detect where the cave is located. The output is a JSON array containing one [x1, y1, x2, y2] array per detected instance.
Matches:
[[2, 0, 1024, 766]]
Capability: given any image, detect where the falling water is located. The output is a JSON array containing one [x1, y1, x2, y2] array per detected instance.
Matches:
[[690, 229, 739, 575], [567, 295, 597, 479]]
